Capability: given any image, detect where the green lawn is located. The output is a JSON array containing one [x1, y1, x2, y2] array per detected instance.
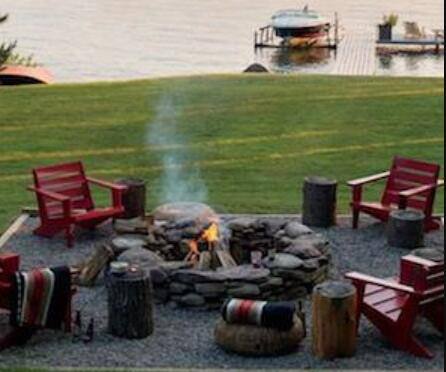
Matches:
[[0, 74, 444, 233]]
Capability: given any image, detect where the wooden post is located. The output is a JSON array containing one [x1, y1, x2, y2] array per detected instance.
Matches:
[[115, 178, 147, 219], [106, 270, 154, 339], [312, 281, 357, 359], [387, 210, 425, 249], [254, 31, 258, 48], [302, 176, 338, 228], [334, 13, 339, 49]]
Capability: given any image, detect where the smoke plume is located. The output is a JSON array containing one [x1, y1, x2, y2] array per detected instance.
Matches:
[[147, 93, 208, 204]]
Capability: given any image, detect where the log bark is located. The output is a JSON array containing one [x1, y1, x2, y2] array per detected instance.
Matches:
[[215, 316, 304, 356], [78, 244, 115, 287], [387, 210, 425, 249], [115, 178, 147, 219], [302, 177, 337, 228], [312, 281, 357, 359], [106, 270, 154, 339]]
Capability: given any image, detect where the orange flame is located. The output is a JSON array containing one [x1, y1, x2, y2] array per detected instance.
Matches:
[[186, 222, 220, 265], [201, 222, 219, 244]]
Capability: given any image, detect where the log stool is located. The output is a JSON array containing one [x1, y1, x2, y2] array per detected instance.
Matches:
[[115, 178, 147, 219], [387, 210, 425, 249], [106, 268, 154, 339], [302, 177, 337, 228], [312, 281, 357, 359]]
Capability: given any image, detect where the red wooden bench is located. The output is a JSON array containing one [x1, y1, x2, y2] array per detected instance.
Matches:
[[347, 156, 444, 231], [29, 161, 127, 247], [346, 255, 444, 358], [0, 253, 76, 351]]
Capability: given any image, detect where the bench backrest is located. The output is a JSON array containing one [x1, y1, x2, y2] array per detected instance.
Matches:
[[382, 156, 440, 215], [400, 255, 444, 294], [33, 162, 94, 219]]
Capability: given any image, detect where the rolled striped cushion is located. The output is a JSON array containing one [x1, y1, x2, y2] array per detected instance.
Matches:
[[10, 266, 71, 329], [221, 299, 296, 331]]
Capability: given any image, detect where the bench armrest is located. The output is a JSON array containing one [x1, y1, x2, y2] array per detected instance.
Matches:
[[347, 171, 391, 187], [346, 272, 415, 295]]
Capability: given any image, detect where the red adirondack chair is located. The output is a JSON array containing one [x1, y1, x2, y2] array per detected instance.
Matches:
[[346, 255, 444, 358], [347, 156, 444, 231], [0, 253, 76, 351], [29, 161, 127, 247]]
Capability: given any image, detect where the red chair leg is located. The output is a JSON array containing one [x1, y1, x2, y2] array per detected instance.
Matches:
[[406, 336, 434, 359]]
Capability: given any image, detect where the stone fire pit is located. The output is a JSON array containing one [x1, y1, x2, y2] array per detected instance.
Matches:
[[113, 203, 331, 309]]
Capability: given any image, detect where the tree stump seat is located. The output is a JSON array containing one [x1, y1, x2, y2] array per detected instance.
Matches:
[[312, 281, 357, 359], [214, 316, 305, 356], [106, 269, 154, 339], [303, 177, 338, 228], [387, 210, 425, 249], [115, 178, 147, 219]]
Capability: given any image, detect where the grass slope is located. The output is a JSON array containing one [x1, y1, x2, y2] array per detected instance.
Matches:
[[0, 75, 444, 232]]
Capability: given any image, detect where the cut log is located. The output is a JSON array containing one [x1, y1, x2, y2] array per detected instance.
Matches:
[[115, 178, 147, 219], [216, 250, 237, 269], [312, 281, 357, 359], [198, 251, 212, 271], [106, 270, 154, 339], [78, 244, 115, 287], [387, 210, 425, 249], [303, 177, 337, 228], [215, 315, 304, 356]]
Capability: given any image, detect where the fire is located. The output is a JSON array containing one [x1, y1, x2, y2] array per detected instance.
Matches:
[[185, 222, 220, 266], [201, 222, 219, 244]]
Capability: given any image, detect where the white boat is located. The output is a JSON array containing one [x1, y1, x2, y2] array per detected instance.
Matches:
[[271, 6, 329, 39]]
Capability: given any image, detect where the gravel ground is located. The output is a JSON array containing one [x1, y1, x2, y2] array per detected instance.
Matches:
[[0, 216, 444, 370]]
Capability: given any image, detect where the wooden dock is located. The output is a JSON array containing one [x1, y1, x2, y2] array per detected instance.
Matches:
[[377, 36, 444, 53], [332, 32, 376, 76]]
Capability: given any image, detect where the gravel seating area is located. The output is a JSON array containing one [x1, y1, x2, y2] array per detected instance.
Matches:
[[0, 216, 444, 370]]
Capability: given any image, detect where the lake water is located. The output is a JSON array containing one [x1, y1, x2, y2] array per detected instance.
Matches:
[[0, 0, 444, 81]]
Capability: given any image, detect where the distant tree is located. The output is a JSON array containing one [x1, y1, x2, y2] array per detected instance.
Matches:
[[0, 13, 36, 67]]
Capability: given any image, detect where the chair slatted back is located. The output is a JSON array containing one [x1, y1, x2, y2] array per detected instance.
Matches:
[[33, 162, 94, 219], [400, 255, 444, 295], [382, 157, 440, 215]]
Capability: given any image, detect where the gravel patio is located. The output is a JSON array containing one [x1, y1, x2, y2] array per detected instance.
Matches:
[[0, 215, 444, 370]]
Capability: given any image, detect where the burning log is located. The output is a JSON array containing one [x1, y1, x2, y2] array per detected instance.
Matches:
[[185, 222, 237, 271]]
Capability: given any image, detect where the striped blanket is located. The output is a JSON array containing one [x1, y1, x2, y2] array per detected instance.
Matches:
[[221, 299, 296, 331], [10, 267, 71, 329]]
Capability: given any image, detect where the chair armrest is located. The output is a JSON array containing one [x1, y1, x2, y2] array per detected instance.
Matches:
[[346, 272, 415, 295], [28, 186, 72, 218], [399, 180, 444, 199], [347, 171, 391, 187], [86, 177, 127, 191], [87, 177, 127, 210], [28, 186, 70, 202]]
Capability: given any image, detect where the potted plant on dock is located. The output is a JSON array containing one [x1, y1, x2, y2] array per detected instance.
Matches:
[[0, 13, 53, 85], [379, 13, 399, 41]]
